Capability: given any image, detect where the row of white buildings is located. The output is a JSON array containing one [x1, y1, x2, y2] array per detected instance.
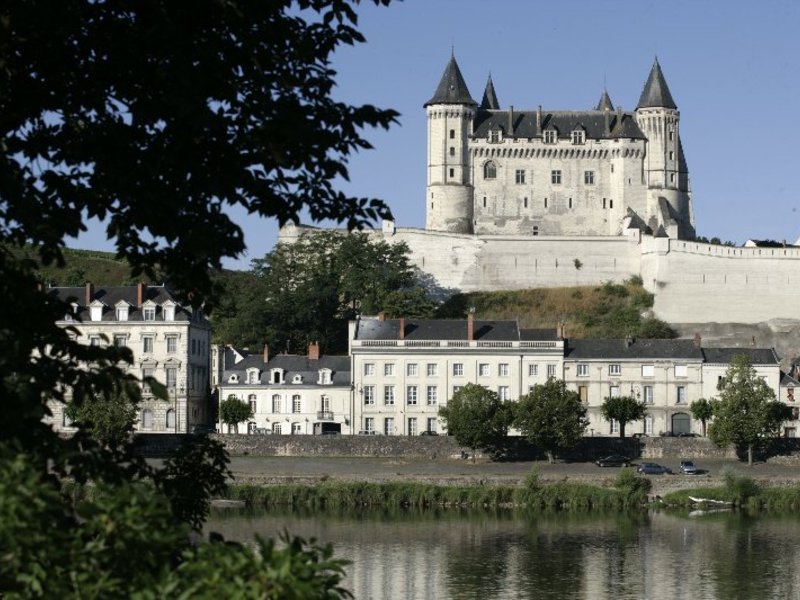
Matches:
[[47, 284, 800, 437]]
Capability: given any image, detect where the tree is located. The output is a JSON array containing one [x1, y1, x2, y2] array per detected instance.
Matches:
[[1, 0, 393, 593], [219, 395, 255, 434], [601, 395, 647, 438], [514, 378, 588, 463], [64, 379, 141, 447], [690, 398, 714, 437], [438, 383, 513, 462], [708, 355, 788, 465]]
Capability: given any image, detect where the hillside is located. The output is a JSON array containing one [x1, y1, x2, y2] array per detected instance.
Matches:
[[19, 246, 160, 287]]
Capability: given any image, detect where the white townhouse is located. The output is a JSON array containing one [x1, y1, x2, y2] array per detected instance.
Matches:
[[217, 342, 351, 435], [349, 314, 564, 436], [48, 283, 211, 433]]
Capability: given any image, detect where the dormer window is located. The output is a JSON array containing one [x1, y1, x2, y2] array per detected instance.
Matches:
[[116, 306, 129, 321], [246, 368, 260, 384], [142, 302, 156, 321], [318, 369, 332, 385], [543, 129, 557, 144], [270, 368, 285, 385], [483, 161, 497, 180], [162, 300, 176, 322], [571, 129, 585, 145], [89, 300, 105, 322], [292, 374, 304, 384], [488, 129, 501, 143], [228, 374, 239, 384]]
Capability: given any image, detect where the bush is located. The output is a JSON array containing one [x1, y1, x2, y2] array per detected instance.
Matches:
[[615, 467, 652, 504], [722, 468, 760, 504]]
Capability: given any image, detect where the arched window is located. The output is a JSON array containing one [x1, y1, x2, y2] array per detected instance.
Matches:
[[483, 161, 497, 180], [142, 409, 153, 429], [165, 409, 176, 429]]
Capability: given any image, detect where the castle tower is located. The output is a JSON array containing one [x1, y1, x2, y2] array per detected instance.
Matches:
[[635, 59, 695, 238], [424, 55, 476, 233]]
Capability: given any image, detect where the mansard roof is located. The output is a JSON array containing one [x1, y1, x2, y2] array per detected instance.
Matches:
[[637, 59, 677, 109], [701, 347, 780, 365], [425, 55, 477, 107], [565, 338, 704, 360], [223, 354, 351, 386], [472, 109, 645, 140], [355, 318, 554, 342], [596, 90, 614, 111], [480, 75, 500, 110], [49, 284, 200, 323]]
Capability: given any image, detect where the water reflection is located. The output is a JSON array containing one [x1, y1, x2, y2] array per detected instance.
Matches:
[[206, 508, 800, 599]]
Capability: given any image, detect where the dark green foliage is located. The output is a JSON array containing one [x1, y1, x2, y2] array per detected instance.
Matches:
[[601, 395, 647, 438], [722, 469, 760, 504], [690, 398, 714, 436], [64, 378, 141, 447], [219, 395, 255, 433], [615, 468, 652, 504], [438, 383, 513, 460]]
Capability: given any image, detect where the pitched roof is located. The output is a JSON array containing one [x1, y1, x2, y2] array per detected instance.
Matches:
[[702, 347, 779, 365], [356, 318, 522, 342], [565, 338, 704, 360], [637, 59, 677, 109], [223, 354, 351, 386], [424, 55, 477, 107], [596, 90, 614, 111], [472, 110, 645, 140], [480, 75, 500, 110], [49, 284, 199, 323]]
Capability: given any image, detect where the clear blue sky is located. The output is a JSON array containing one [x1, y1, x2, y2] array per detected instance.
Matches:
[[70, 0, 800, 270]]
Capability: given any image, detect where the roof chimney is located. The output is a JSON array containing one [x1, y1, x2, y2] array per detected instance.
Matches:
[[557, 321, 565, 340], [85, 282, 94, 306], [508, 105, 514, 134], [536, 105, 542, 129], [263, 343, 269, 364], [378, 311, 386, 322], [136, 282, 147, 308], [308, 341, 320, 361], [467, 309, 475, 341], [399, 318, 405, 341], [693, 333, 702, 348], [624, 335, 634, 348], [751, 336, 756, 347], [604, 110, 610, 135]]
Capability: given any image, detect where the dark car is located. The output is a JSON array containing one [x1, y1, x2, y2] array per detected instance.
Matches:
[[677, 432, 700, 438], [595, 454, 631, 467], [680, 460, 700, 474], [419, 430, 439, 436], [190, 425, 216, 435], [637, 462, 673, 475]]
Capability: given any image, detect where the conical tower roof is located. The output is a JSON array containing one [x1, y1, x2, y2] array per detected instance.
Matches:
[[424, 55, 477, 107], [480, 75, 500, 110], [596, 89, 614, 111], [637, 59, 677, 109]]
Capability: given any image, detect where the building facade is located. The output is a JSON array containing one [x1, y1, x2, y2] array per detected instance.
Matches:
[[48, 283, 211, 434]]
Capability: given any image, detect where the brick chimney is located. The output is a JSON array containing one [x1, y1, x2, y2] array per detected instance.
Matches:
[[85, 282, 94, 306], [467, 311, 475, 341], [262, 343, 269, 364], [693, 333, 702, 348], [399, 318, 405, 341], [556, 322, 565, 340], [378, 311, 385, 321], [136, 282, 147, 308], [308, 341, 320, 360]]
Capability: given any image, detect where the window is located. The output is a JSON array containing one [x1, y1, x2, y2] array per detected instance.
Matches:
[[578, 386, 588, 403], [166, 336, 177, 353], [384, 417, 395, 435], [543, 130, 556, 144], [499, 363, 509, 377], [609, 385, 620, 398], [166, 409, 176, 429], [272, 395, 282, 413], [524, 197, 528, 208], [642, 365, 655, 378], [142, 367, 154, 392], [449, 129, 455, 139], [248, 394, 257, 414], [292, 423, 302, 435], [609, 364, 621, 376], [528, 364, 538, 377], [426, 418, 438, 434], [577, 364, 589, 377], [669, 130, 674, 141], [498, 386, 510, 401], [272, 422, 282, 434], [426, 386, 437, 405], [407, 363, 418, 376], [449, 146, 455, 157], [551, 170, 562, 184], [89, 335, 101, 347], [478, 364, 490, 377], [483, 161, 497, 179], [669, 151, 674, 161], [449, 168, 454, 178], [426, 363, 437, 377], [584, 170, 595, 185], [292, 395, 301, 413], [320, 395, 330, 412], [384, 363, 395, 376], [141, 409, 153, 429], [532, 225, 539, 236], [675, 365, 688, 378], [363, 385, 375, 405], [643, 385, 654, 405], [318, 369, 331, 385], [247, 370, 259, 384], [568, 197, 573, 209], [143, 307, 156, 321], [363, 417, 374, 434], [114, 335, 127, 347], [547, 364, 557, 378], [166, 367, 177, 389], [163, 304, 175, 322], [407, 417, 418, 436], [489, 130, 500, 143], [453, 363, 464, 377], [610, 419, 619, 435], [384, 385, 395, 405], [571, 129, 585, 145], [406, 385, 418, 405], [677, 386, 687, 404], [116, 307, 128, 321], [191, 339, 196, 355], [644, 415, 654, 435], [364, 363, 376, 376], [515, 169, 525, 184]]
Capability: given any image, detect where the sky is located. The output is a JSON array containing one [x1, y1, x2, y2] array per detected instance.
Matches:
[[70, 0, 800, 270]]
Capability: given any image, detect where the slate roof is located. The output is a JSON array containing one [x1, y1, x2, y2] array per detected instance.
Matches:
[[49, 284, 197, 323], [223, 354, 351, 386], [565, 338, 704, 360], [637, 59, 677, 109], [520, 328, 560, 341], [472, 109, 645, 141], [596, 90, 614, 111], [702, 347, 779, 365], [480, 75, 500, 110], [356, 318, 527, 342], [780, 372, 799, 387], [425, 55, 477, 107]]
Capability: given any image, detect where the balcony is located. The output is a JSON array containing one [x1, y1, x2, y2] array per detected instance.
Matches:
[[317, 411, 334, 421]]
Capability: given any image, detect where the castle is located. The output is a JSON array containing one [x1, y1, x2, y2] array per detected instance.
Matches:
[[280, 54, 800, 328], [425, 55, 694, 240]]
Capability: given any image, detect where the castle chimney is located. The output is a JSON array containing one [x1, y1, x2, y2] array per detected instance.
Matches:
[[693, 333, 702, 348], [399, 318, 405, 341], [263, 343, 269, 364], [136, 282, 147, 308], [308, 341, 320, 361], [508, 105, 514, 134], [467, 310, 475, 341], [536, 105, 542, 129], [85, 282, 94, 306]]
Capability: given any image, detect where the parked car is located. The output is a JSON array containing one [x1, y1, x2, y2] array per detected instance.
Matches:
[[632, 432, 649, 439], [190, 425, 216, 435], [680, 460, 700, 474], [677, 432, 700, 438], [595, 454, 631, 467], [419, 430, 439, 436], [637, 462, 673, 475]]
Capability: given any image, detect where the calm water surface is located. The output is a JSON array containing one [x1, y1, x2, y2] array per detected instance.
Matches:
[[207, 508, 800, 599]]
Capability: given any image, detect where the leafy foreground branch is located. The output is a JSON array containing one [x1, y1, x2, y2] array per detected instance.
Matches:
[[224, 469, 652, 511]]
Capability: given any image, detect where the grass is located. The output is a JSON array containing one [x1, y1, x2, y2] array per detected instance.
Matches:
[[661, 469, 800, 511]]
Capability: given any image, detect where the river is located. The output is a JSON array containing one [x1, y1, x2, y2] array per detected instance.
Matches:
[[207, 508, 800, 599]]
